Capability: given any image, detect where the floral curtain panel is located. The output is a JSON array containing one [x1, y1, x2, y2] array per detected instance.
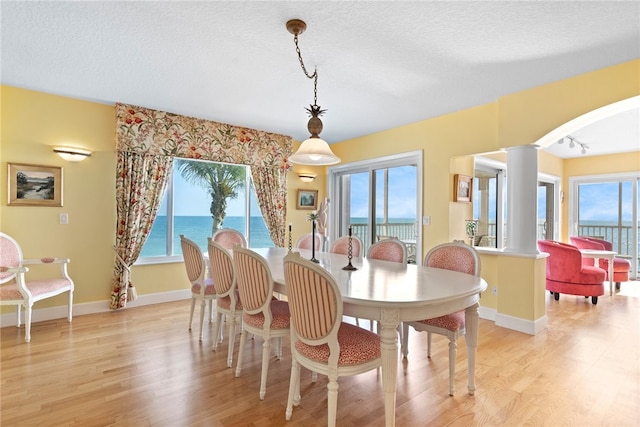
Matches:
[[111, 103, 292, 309]]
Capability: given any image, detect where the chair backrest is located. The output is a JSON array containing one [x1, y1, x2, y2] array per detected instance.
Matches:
[[207, 238, 236, 298], [537, 240, 584, 280], [295, 233, 322, 251], [283, 251, 342, 358], [180, 235, 206, 285], [0, 232, 22, 285], [569, 235, 611, 251], [367, 238, 407, 263], [423, 241, 480, 276], [329, 235, 363, 257], [233, 246, 275, 318], [213, 228, 248, 251]]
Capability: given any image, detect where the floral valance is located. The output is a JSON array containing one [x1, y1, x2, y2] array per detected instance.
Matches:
[[116, 103, 292, 168]]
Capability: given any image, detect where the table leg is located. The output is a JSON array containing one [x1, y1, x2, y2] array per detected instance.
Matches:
[[379, 309, 399, 427], [608, 258, 614, 296], [464, 302, 480, 395]]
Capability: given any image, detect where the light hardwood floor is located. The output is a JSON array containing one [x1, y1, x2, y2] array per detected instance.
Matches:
[[2, 282, 638, 426]]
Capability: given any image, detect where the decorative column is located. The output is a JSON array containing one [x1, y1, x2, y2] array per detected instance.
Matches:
[[504, 145, 539, 254]]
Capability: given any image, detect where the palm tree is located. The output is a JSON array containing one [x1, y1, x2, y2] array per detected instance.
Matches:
[[175, 159, 246, 235]]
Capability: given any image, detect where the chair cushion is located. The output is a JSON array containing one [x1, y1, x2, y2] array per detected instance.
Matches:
[[417, 310, 465, 332], [242, 299, 290, 329], [0, 279, 72, 300], [191, 278, 216, 295], [295, 322, 381, 366], [216, 292, 243, 310]]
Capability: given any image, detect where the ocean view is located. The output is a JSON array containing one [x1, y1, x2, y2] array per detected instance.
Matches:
[[140, 216, 417, 257]]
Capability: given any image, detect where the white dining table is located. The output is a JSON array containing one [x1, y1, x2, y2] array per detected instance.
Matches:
[[579, 248, 616, 296], [251, 247, 488, 427]]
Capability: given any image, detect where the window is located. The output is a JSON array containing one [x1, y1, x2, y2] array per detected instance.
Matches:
[[328, 151, 422, 263], [138, 159, 273, 263]]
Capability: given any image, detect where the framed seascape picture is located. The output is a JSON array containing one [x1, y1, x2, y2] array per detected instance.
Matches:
[[454, 174, 472, 203], [296, 189, 318, 210], [7, 163, 63, 207]]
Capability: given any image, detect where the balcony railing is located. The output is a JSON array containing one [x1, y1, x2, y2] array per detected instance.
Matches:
[[348, 222, 638, 273]]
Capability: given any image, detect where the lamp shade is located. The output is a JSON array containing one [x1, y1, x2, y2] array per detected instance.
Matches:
[[288, 137, 340, 166], [53, 146, 92, 162]]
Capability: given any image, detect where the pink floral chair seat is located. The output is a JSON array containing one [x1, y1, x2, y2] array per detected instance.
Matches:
[[366, 238, 407, 264]]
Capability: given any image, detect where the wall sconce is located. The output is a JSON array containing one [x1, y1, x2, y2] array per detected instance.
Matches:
[[297, 172, 317, 183], [53, 146, 92, 162]]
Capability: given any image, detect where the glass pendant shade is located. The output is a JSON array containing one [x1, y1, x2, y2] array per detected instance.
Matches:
[[288, 137, 340, 165]]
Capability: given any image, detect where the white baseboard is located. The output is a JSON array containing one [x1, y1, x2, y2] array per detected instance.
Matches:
[[495, 312, 548, 335], [479, 306, 496, 321], [0, 289, 191, 328]]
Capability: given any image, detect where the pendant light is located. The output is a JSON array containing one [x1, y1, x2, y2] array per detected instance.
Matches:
[[286, 19, 340, 166]]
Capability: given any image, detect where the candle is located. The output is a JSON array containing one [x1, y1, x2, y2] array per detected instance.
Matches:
[[288, 223, 292, 232], [349, 225, 352, 236]]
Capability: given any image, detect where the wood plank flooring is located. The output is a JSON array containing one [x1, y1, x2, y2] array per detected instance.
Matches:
[[2, 282, 638, 426]]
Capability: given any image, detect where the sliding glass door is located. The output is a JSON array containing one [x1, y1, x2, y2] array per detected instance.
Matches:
[[569, 173, 639, 279], [328, 151, 422, 263]]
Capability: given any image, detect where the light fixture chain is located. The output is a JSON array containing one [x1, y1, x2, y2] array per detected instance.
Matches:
[[294, 34, 318, 106]]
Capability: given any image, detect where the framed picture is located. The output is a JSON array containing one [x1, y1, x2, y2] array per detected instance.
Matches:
[[296, 189, 318, 210], [7, 163, 63, 207], [454, 174, 472, 203]]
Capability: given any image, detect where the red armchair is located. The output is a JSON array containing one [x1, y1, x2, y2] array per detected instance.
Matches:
[[569, 236, 631, 289], [537, 240, 605, 305]]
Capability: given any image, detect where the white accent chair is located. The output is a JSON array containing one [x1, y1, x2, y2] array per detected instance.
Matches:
[[0, 232, 74, 342]]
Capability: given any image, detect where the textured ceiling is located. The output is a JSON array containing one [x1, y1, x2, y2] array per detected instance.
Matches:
[[2, 1, 639, 158]]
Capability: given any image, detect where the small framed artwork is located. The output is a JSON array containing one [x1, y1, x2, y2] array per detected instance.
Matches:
[[7, 163, 63, 207], [454, 174, 472, 203], [296, 189, 318, 210]]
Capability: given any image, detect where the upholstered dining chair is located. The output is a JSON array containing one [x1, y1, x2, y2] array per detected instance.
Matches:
[[367, 237, 407, 264], [283, 251, 382, 427], [212, 228, 248, 251], [207, 238, 243, 368], [0, 232, 75, 343], [180, 234, 216, 341], [401, 241, 480, 396], [365, 237, 407, 330], [329, 235, 363, 257], [233, 245, 290, 400], [294, 232, 322, 251]]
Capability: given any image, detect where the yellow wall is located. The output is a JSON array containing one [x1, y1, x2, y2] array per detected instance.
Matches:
[[1, 59, 638, 322]]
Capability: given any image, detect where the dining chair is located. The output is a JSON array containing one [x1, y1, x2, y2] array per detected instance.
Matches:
[[401, 241, 480, 396], [212, 228, 248, 251], [0, 232, 75, 343], [233, 245, 290, 400], [365, 237, 407, 331], [180, 234, 216, 341], [283, 251, 382, 427], [207, 238, 243, 368], [329, 235, 363, 257], [367, 237, 407, 264], [294, 232, 322, 251]]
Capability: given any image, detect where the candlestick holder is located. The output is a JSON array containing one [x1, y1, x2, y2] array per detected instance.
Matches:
[[288, 226, 292, 251], [310, 220, 319, 263], [342, 231, 357, 271]]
